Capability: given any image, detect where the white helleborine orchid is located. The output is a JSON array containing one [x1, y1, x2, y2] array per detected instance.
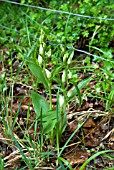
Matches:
[[43, 42, 46, 48], [39, 35, 44, 43], [67, 51, 74, 65], [60, 45, 65, 53], [63, 53, 68, 62], [39, 44, 44, 55], [45, 69, 51, 79], [59, 95, 64, 107], [46, 49, 51, 58], [38, 55, 43, 65], [62, 70, 66, 83], [67, 90, 72, 98], [68, 71, 72, 79], [39, 29, 44, 43], [67, 56, 72, 65]]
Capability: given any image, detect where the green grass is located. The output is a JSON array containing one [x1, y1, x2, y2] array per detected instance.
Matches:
[[0, 0, 114, 169]]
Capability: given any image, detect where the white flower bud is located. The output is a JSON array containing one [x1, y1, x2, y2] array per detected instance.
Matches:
[[46, 49, 51, 58], [39, 29, 44, 43], [59, 95, 64, 107], [67, 86, 75, 98], [62, 70, 66, 83], [43, 42, 46, 48], [67, 51, 74, 64], [38, 55, 42, 65], [67, 90, 72, 98], [67, 56, 72, 65], [68, 71, 72, 79], [39, 44, 44, 55], [60, 45, 65, 53], [39, 35, 43, 43], [45, 69, 51, 79], [63, 53, 68, 62], [93, 63, 99, 68]]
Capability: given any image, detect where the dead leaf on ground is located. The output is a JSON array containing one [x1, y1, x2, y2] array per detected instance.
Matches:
[[85, 136, 100, 147], [68, 120, 78, 132], [83, 117, 96, 128], [77, 100, 93, 111], [64, 148, 88, 165]]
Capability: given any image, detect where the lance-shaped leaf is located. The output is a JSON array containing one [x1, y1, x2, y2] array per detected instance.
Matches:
[[28, 62, 48, 88], [31, 91, 49, 118], [67, 76, 92, 101]]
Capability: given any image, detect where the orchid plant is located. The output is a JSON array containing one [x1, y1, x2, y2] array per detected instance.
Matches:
[[27, 29, 91, 146]]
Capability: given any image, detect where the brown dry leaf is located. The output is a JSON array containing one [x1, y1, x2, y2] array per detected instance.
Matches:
[[110, 135, 114, 142], [83, 117, 96, 128], [77, 100, 93, 111], [15, 86, 26, 95], [13, 60, 20, 71], [89, 80, 96, 86], [68, 120, 78, 132], [21, 105, 33, 111], [108, 131, 114, 149], [85, 136, 100, 147], [11, 103, 19, 114], [64, 149, 88, 165]]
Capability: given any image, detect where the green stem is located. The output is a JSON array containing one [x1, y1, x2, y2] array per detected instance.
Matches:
[[49, 82, 54, 144], [49, 82, 52, 110], [56, 96, 59, 166]]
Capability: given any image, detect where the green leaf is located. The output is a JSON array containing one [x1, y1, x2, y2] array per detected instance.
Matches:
[[58, 157, 73, 170], [74, 82, 82, 106], [0, 157, 4, 170], [106, 90, 114, 110], [78, 76, 92, 90], [43, 119, 56, 134], [68, 76, 92, 101], [21, 0, 25, 4], [31, 92, 57, 134], [28, 62, 48, 88], [61, 113, 67, 133], [31, 91, 49, 118], [42, 110, 57, 121], [103, 167, 114, 170]]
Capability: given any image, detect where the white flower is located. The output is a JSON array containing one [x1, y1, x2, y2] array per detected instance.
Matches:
[[46, 49, 51, 58], [67, 56, 72, 65], [43, 42, 46, 48], [60, 45, 65, 53], [39, 44, 44, 55], [59, 95, 64, 107], [39, 29, 44, 43], [67, 90, 72, 98], [93, 63, 99, 69], [45, 69, 51, 79], [38, 55, 43, 65], [62, 70, 66, 83], [68, 71, 72, 79], [67, 51, 74, 64], [63, 53, 68, 62], [39, 35, 43, 43]]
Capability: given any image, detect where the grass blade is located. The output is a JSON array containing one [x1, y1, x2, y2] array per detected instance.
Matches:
[[80, 150, 114, 170]]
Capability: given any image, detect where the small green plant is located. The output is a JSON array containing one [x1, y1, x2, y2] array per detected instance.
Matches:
[[26, 29, 92, 147], [88, 47, 114, 110], [0, 156, 4, 170]]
